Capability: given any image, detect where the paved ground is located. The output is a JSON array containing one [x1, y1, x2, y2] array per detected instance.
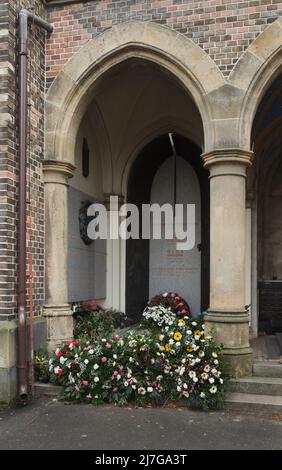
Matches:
[[0, 398, 281, 450]]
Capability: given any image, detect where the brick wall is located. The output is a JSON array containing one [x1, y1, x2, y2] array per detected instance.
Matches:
[[0, 0, 46, 318], [46, 0, 282, 87]]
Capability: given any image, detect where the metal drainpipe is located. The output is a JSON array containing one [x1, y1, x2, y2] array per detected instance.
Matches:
[[18, 9, 53, 398]]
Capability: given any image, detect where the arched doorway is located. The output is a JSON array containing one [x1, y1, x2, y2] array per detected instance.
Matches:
[[251, 73, 282, 340], [126, 134, 209, 322]]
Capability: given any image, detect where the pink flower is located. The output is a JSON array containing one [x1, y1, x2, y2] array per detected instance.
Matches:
[[112, 387, 118, 393], [119, 366, 124, 372], [105, 342, 112, 349], [101, 357, 107, 364], [113, 334, 120, 341], [82, 380, 89, 386], [113, 371, 118, 377]]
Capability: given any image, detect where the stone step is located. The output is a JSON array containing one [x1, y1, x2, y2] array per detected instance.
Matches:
[[253, 361, 282, 378], [35, 382, 61, 397], [226, 392, 282, 409], [229, 376, 282, 396]]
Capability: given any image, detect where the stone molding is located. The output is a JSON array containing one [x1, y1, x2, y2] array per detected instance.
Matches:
[[43, 160, 76, 185], [202, 149, 253, 178]]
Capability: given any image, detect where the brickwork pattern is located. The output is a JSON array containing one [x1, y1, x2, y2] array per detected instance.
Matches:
[[46, 0, 282, 87], [0, 0, 46, 318]]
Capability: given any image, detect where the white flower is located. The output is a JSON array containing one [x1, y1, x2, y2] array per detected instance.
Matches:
[[84, 359, 89, 365], [93, 364, 99, 370], [131, 385, 136, 390], [117, 374, 121, 380], [209, 385, 217, 394], [198, 350, 205, 358], [201, 373, 208, 381], [59, 356, 66, 364], [147, 387, 153, 393], [151, 359, 155, 364], [156, 375, 163, 381], [94, 376, 99, 383], [138, 387, 146, 395], [124, 381, 129, 387], [200, 392, 205, 398], [179, 367, 185, 376], [193, 376, 198, 383], [214, 359, 219, 365], [211, 368, 218, 375], [181, 358, 186, 364], [182, 391, 189, 398], [88, 349, 94, 355], [220, 378, 224, 384], [177, 386, 182, 392], [176, 342, 181, 347], [204, 365, 210, 373], [186, 330, 192, 336], [189, 370, 196, 378], [192, 321, 197, 326], [113, 354, 117, 359], [129, 357, 134, 362], [209, 377, 215, 384], [169, 339, 174, 345], [212, 352, 218, 358]]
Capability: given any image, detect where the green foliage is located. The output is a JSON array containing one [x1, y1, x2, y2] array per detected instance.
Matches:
[[34, 351, 50, 383], [73, 308, 130, 341]]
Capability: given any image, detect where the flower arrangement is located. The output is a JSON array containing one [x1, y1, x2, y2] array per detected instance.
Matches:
[[148, 292, 191, 317], [34, 351, 50, 383], [73, 305, 130, 340], [47, 308, 226, 409]]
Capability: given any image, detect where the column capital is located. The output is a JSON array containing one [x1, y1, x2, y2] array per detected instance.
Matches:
[[202, 149, 253, 178], [43, 160, 76, 184], [104, 193, 124, 210]]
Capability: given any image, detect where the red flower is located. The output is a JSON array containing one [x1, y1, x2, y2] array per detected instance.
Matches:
[[57, 369, 63, 376], [56, 351, 62, 358], [66, 350, 71, 356]]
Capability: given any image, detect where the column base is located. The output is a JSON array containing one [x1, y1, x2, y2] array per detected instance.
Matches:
[[43, 304, 73, 353], [205, 310, 253, 378], [0, 320, 17, 404]]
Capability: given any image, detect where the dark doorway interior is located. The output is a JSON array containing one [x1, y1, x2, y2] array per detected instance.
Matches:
[[253, 73, 282, 334], [126, 134, 210, 322]]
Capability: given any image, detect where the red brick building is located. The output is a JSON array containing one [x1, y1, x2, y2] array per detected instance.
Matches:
[[1, 0, 282, 403]]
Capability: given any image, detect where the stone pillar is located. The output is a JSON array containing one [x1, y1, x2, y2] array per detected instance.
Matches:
[[104, 194, 124, 311], [202, 149, 253, 377], [43, 160, 75, 353]]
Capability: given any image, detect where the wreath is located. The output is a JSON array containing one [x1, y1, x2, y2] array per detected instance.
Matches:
[[148, 292, 191, 317]]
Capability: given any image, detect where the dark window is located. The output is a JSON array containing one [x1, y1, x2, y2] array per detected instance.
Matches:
[[82, 138, 89, 178]]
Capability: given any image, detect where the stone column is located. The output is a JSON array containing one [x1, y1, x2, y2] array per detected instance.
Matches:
[[202, 149, 253, 377], [104, 194, 124, 311], [43, 160, 75, 353]]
